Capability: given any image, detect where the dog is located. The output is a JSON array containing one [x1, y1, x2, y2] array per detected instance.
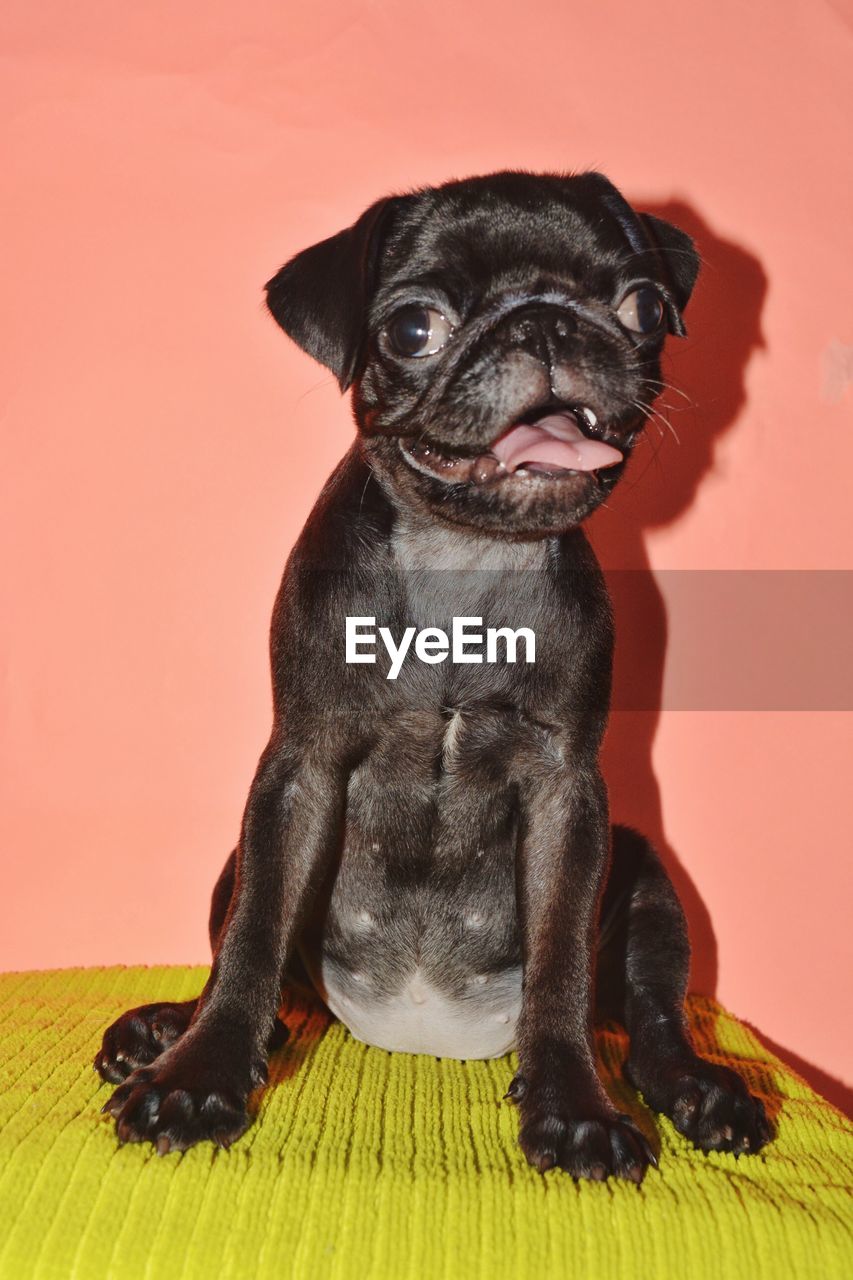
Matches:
[[96, 170, 770, 1181]]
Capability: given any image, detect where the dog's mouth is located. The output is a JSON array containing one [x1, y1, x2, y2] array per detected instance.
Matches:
[[400, 406, 625, 486]]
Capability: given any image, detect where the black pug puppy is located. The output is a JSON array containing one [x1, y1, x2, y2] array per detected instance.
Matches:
[[96, 170, 770, 1182]]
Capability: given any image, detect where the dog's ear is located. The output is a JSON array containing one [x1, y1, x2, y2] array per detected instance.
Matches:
[[265, 196, 407, 391], [572, 172, 700, 336], [638, 213, 701, 336]]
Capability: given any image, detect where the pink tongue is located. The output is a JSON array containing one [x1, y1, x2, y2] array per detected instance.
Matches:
[[491, 413, 623, 474]]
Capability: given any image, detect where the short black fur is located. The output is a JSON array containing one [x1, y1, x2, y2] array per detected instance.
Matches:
[[97, 170, 769, 1179]]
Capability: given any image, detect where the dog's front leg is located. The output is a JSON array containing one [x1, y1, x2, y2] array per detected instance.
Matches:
[[512, 760, 656, 1183], [102, 738, 346, 1153]]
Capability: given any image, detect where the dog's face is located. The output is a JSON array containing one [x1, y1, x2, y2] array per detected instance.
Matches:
[[266, 171, 699, 535]]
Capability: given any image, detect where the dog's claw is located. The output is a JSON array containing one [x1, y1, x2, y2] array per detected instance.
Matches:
[[616, 1113, 658, 1169], [531, 1147, 557, 1172], [249, 1060, 269, 1089], [504, 1072, 528, 1104]]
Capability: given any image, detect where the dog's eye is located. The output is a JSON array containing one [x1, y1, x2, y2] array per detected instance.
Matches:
[[616, 288, 665, 335], [384, 306, 453, 358]]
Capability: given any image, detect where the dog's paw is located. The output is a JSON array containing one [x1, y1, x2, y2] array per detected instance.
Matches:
[[94, 1001, 196, 1083], [514, 1079, 656, 1182], [634, 1059, 771, 1156], [100, 1038, 266, 1153]]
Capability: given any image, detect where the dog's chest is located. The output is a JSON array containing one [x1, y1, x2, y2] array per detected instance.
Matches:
[[298, 523, 561, 1059], [300, 703, 535, 1059]]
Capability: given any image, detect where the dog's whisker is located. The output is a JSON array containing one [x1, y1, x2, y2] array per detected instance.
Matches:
[[357, 463, 376, 517], [293, 374, 338, 406], [645, 378, 697, 407], [651, 412, 680, 447], [628, 397, 680, 446]]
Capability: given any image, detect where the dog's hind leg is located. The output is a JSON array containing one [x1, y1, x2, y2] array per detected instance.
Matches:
[[598, 825, 771, 1156], [95, 850, 289, 1083]]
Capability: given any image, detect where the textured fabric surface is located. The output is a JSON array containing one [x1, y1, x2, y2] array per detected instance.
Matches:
[[0, 966, 850, 1279]]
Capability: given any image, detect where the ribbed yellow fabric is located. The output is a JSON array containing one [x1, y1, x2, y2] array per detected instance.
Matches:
[[0, 967, 850, 1279]]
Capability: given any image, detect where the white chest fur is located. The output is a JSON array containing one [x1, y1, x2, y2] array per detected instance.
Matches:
[[315, 961, 523, 1060]]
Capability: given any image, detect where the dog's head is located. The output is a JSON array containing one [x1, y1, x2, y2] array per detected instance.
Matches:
[[266, 171, 699, 535]]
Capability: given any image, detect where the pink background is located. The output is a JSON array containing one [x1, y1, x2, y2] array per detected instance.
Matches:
[[1, 2, 851, 1108]]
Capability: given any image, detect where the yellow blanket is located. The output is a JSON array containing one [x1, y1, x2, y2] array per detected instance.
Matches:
[[0, 966, 850, 1278]]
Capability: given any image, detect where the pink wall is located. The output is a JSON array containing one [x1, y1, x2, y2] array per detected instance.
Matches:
[[1, 2, 850, 1107]]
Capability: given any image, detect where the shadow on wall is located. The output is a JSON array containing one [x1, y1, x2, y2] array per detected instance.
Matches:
[[590, 201, 850, 1120], [592, 196, 768, 997]]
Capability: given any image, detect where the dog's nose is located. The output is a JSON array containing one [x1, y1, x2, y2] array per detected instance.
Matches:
[[503, 305, 576, 362]]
